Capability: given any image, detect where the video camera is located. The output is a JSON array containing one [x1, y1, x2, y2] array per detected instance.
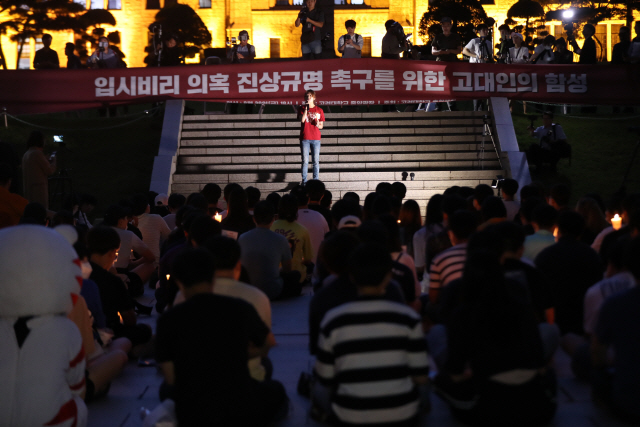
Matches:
[[298, 6, 309, 25], [388, 21, 413, 54]]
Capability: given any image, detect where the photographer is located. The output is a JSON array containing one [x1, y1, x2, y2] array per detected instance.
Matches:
[[463, 24, 493, 111], [496, 24, 514, 63], [527, 111, 569, 171], [295, 0, 324, 60], [89, 37, 123, 69], [159, 35, 183, 67], [228, 30, 255, 64], [381, 20, 407, 112], [338, 20, 363, 58], [431, 17, 462, 111]]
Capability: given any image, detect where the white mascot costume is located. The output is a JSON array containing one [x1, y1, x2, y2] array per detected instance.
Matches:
[[0, 225, 88, 427]]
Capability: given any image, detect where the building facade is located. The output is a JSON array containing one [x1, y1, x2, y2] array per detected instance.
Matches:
[[0, 0, 636, 69]]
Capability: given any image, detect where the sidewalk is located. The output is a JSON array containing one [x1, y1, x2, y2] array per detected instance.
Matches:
[[87, 285, 634, 427]]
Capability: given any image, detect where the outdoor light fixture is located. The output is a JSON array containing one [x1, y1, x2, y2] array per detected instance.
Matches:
[[562, 9, 574, 19]]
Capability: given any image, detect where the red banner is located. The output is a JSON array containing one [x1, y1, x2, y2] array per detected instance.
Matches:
[[1, 59, 638, 114]]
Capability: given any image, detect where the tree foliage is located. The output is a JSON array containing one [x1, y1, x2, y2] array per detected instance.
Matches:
[[73, 8, 121, 64], [506, 0, 546, 43], [418, 0, 488, 45], [2, 0, 86, 68], [152, 3, 212, 58]]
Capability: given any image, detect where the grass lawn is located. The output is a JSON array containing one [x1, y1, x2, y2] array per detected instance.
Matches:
[[1, 101, 638, 220]]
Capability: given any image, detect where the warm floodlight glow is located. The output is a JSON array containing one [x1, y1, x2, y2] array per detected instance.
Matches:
[[562, 9, 574, 19]]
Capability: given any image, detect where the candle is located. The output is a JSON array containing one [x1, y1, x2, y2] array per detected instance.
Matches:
[[611, 214, 622, 230], [117, 312, 123, 324], [214, 213, 222, 222], [166, 274, 170, 281]]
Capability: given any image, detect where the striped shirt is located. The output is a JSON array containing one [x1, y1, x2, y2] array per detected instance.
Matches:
[[429, 243, 467, 290], [315, 298, 429, 426]]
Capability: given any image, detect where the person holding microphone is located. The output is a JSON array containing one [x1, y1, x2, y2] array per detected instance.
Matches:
[[298, 90, 325, 184]]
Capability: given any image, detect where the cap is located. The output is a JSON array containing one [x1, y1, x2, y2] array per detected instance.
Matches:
[[440, 17, 452, 24], [337, 215, 362, 230], [155, 193, 169, 206]]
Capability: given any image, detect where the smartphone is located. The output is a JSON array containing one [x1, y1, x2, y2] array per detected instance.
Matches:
[[53, 135, 63, 143]]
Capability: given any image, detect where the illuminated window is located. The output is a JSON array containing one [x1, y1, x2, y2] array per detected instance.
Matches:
[[199, 0, 212, 7], [91, 0, 103, 9], [351, 0, 364, 4], [108, 0, 121, 9], [362, 37, 371, 57], [292, 0, 303, 5], [270, 38, 281, 58]]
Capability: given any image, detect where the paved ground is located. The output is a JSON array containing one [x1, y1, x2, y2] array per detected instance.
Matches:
[[87, 285, 635, 427]]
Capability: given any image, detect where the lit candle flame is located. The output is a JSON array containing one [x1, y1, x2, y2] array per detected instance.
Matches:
[[117, 312, 123, 324], [611, 214, 622, 230], [166, 274, 170, 281], [214, 213, 222, 222]]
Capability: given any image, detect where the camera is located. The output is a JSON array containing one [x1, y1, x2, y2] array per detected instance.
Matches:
[[298, 6, 309, 24], [98, 41, 108, 52], [344, 34, 351, 41]]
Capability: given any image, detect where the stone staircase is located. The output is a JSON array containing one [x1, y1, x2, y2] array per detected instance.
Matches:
[[170, 111, 504, 211]]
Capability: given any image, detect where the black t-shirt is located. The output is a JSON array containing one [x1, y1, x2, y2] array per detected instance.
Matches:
[[579, 38, 597, 64], [156, 293, 269, 426], [432, 33, 462, 62], [503, 258, 554, 322], [33, 47, 59, 69], [534, 238, 602, 335], [89, 262, 134, 329], [611, 41, 630, 64], [66, 53, 83, 69]]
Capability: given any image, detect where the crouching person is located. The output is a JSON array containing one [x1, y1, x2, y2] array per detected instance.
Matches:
[[156, 248, 288, 426], [314, 243, 430, 426]]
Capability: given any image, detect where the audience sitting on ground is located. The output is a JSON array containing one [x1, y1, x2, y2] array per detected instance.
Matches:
[[290, 185, 329, 262], [163, 193, 186, 230], [201, 183, 223, 217], [413, 194, 445, 281], [500, 178, 520, 221], [314, 243, 430, 426], [239, 200, 302, 300], [523, 201, 557, 261], [131, 193, 171, 264], [220, 187, 256, 238], [305, 179, 333, 229], [156, 247, 288, 427]]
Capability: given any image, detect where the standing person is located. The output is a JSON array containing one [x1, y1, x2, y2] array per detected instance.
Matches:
[[381, 20, 406, 112], [338, 20, 363, 58], [529, 35, 555, 64], [570, 23, 597, 64], [526, 111, 568, 171], [229, 30, 256, 114], [295, 0, 324, 60], [158, 34, 183, 67], [22, 131, 56, 209], [33, 34, 59, 69], [553, 37, 574, 64], [496, 24, 514, 63], [508, 32, 529, 63], [628, 21, 640, 63], [89, 36, 122, 69], [463, 24, 493, 111], [612, 26, 630, 64], [431, 17, 462, 111], [298, 90, 324, 184], [65, 43, 83, 69]]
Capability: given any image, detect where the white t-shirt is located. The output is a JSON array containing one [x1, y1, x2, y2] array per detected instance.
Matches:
[[583, 271, 636, 335], [338, 33, 363, 58], [533, 44, 554, 64], [136, 213, 171, 261], [297, 208, 329, 262], [465, 37, 493, 63], [591, 225, 616, 254], [112, 227, 151, 269], [508, 46, 530, 63]]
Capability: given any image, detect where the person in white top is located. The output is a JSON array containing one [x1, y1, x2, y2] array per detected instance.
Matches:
[[131, 194, 171, 263], [102, 205, 156, 284], [463, 24, 493, 111], [508, 32, 530, 63], [529, 35, 555, 64]]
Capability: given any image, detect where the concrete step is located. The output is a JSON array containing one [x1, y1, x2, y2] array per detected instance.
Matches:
[[182, 111, 486, 122], [181, 118, 485, 130], [177, 151, 493, 165], [180, 134, 483, 147]]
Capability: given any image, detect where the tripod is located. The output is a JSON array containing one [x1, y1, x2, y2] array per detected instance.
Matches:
[[479, 115, 502, 170]]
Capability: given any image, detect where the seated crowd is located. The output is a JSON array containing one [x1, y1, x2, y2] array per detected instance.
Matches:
[[1, 169, 640, 427]]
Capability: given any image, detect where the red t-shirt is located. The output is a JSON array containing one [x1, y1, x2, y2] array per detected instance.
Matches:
[[299, 105, 325, 141]]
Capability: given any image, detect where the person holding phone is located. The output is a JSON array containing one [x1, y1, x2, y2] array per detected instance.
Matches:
[[338, 20, 363, 58], [22, 131, 56, 209], [89, 37, 121, 69], [298, 90, 325, 184]]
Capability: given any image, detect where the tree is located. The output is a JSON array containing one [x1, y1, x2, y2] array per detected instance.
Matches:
[[507, 0, 546, 43], [3, 0, 86, 69], [418, 0, 488, 45], [150, 3, 211, 60]]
